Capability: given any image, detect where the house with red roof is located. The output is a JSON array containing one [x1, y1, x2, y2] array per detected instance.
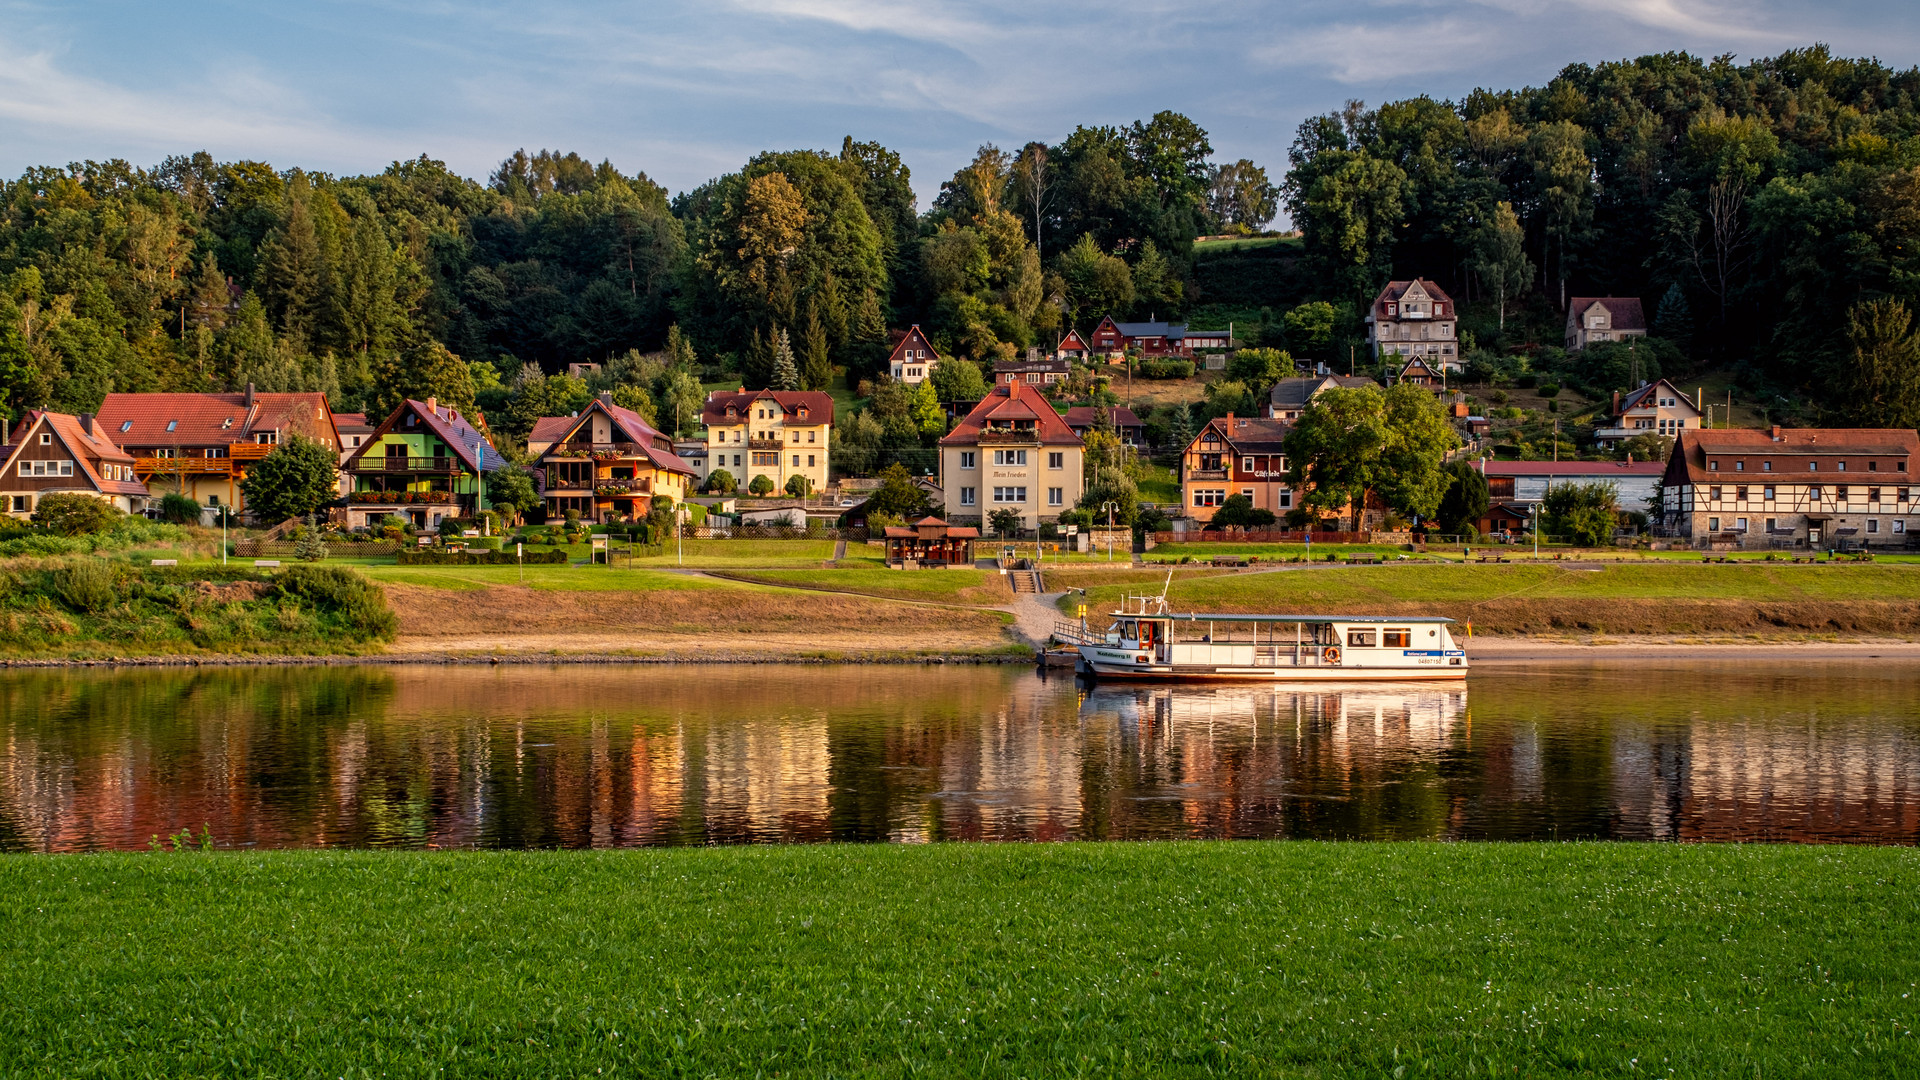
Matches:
[[95, 385, 340, 521], [1659, 426, 1920, 548], [1055, 329, 1091, 361], [1366, 279, 1458, 371], [3, 411, 150, 518], [886, 325, 941, 385], [340, 397, 504, 529], [530, 392, 696, 522], [938, 380, 1084, 527], [1565, 297, 1647, 352], [700, 388, 834, 495], [1179, 413, 1295, 524]]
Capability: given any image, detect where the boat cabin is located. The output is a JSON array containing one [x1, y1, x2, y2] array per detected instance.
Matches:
[[1095, 613, 1461, 671]]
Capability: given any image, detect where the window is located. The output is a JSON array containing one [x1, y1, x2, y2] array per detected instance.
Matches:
[[38, 433, 50, 445], [807, 431, 815, 443], [1766, 517, 1776, 533], [1762, 461, 1772, 471], [1709, 486, 1722, 501], [807, 455, 815, 467], [1808, 461, 1817, 472], [791, 455, 799, 467], [1192, 489, 1225, 507], [1278, 490, 1293, 509], [1735, 517, 1748, 532], [255, 431, 279, 445], [731, 454, 741, 468], [1048, 452, 1063, 470], [992, 486, 1027, 503], [791, 432, 800, 443], [1869, 460, 1878, 471], [1897, 521, 1908, 534], [8, 495, 25, 512], [1810, 486, 1823, 500], [1868, 519, 1880, 534], [1346, 629, 1377, 648], [1764, 486, 1775, 500], [960, 487, 976, 506], [1838, 461, 1847, 471], [1902, 488, 1912, 501], [960, 452, 976, 470], [1241, 489, 1254, 499], [1243, 456, 1255, 473], [993, 450, 1027, 466], [1869, 487, 1881, 503], [166, 420, 178, 432], [59, 462, 71, 476], [1708, 460, 1718, 471], [1048, 487, 1063, 506], [1382, 628, 1411, 648], [1708, 517, 1720, 532], [1735, 486, 1747, 501], [119, 420, 132, 433], [1837, 485, 1850, 499], [1735, 461, 1744, 471]]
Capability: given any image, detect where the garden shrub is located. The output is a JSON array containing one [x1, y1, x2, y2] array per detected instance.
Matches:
[[158, 493, 202, 524], [32, 493, 122, 536], [273, 565, 397, 638]]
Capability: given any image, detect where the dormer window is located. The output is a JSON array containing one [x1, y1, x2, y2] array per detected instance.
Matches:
[[1869, 461, 1879, 471], [1735, 461, 1744, 471], [1807, 461, 1816, 471], [1762, 461, 1772, 471], [1708, 461, 1718, 471], [1837, 461, 1847, 471]]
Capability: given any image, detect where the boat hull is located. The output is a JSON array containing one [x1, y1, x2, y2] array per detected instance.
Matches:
[[1077, 646, 1467, 681]]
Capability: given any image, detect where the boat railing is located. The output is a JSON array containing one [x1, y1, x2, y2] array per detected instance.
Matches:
[[1053, 620, 1100, 646]]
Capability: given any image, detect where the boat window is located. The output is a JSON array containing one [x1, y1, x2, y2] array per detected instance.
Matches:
[[1382, 628, 1411, 648], [1122, 621, 1136, 640], [1346, 629, 1376, 648]]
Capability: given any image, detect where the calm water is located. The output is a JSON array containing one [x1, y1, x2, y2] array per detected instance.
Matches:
[[1, 662, 1916, 850]]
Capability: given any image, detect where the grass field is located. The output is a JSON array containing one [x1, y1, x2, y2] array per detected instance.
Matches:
[[2, 843, 1914, 1077], [716, 566, 1012, 604]]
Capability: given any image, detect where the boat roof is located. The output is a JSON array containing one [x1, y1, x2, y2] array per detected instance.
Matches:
[[1110, 611, 1455, 624]]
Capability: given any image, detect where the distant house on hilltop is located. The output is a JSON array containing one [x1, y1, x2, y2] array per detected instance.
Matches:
[[1565, 297, 1647, 351], [887, 325, 940, 384], [1366, 279, 1458, 372]]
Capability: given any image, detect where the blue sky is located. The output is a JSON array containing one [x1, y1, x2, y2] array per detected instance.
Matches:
[[1, 1, 1914, 213]]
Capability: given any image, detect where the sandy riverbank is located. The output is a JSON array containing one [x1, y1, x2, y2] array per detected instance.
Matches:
[[1467, 637, 1920, 661]]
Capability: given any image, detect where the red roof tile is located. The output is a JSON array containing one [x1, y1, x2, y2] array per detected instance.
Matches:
[[702, 390, 835, 429], [939, 380, 1084, 447], [97, 391, 338, 450]]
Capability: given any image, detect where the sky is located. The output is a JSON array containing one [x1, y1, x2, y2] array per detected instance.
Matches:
[[1, 0, 1915, 214]]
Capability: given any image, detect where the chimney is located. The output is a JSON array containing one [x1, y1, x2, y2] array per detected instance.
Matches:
[[245, 382, 255, 407], [425, 396, 437, 418], [1771, 425, 1782, 442], [80, 413, 94, 436], [598, 390, 613, 406], [1612, 390, 1620, 414]]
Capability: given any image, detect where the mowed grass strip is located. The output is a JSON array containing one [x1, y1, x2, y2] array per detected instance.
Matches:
[[1060, 562, 1920, 608], [1, 844, 1914, 1077], [715, 566, 1013, 604]]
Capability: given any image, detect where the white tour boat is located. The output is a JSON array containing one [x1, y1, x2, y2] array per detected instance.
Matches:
[[1065, 582, 1467, 682]]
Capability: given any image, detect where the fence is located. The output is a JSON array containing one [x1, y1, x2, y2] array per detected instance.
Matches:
[[693, 526, 870, 541], [234, 540, 402, 557], [1153, 530, 1373, 544]]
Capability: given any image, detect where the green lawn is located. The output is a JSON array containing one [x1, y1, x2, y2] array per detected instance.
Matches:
[[3, 843, 1914, 1076], [1135, 461, 1181, 504], [628, 538, 840, 567], [1059, 561, 1920, 614], [360, 563, 748, 593], [715, 566, 1008, 603]]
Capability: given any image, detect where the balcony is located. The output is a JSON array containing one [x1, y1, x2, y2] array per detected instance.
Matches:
[[133, 441, 275, 476], [546, 441, 645, 459], [977, 428, 1040, 445], [1187, 468, 1229, 481], [748, 437, 784, 451], [362, 456, 454, 473]]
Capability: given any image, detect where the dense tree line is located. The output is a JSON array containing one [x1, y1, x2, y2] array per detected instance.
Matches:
[[1283, 46, 1920, 418]]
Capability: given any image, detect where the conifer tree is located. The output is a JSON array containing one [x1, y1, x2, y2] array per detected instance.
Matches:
[[802, 308, 832, 390], [1655, 283, 1694, 348], [771, 327, 801, 391]]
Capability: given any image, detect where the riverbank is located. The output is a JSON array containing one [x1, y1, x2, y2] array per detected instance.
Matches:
[[3, 843, 1914, 1076]]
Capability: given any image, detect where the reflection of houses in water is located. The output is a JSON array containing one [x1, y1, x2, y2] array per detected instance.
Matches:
[[1612, 720, 1920, 843]]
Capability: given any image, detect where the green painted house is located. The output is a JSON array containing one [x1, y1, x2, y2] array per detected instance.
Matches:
[[341, 396, 503, 529]]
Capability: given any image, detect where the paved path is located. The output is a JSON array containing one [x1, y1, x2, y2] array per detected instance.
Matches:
[[1005, 591, 1067, 648]]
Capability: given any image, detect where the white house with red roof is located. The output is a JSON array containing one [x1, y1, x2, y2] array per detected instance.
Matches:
[[3, 411, 150, 518], [340, 397, 504, 529], [95, 385, 340, 520], [887, 325, 941, 384], [1660, 426, 1920, 548], [938, 380, 1085, 527], [1055, 329, 1092, 361], [1366, 279, 1459, 371], [530, 392, 696, 521], [700, 388, 835, 494]]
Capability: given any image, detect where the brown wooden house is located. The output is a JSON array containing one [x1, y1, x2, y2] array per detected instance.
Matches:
[[3, 411, 150, 518], [883, 516, 979, 567]]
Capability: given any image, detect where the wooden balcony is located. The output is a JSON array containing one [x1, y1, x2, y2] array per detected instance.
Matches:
[[977, 428, 1040, 445], [360, 456, 455, 473], [545, 442, 646, 459], [748, 437, 784, 450], [1187, 468, 1229, 481], [133, 442, 274, 476]]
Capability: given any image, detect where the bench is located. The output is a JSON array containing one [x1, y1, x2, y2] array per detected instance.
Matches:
[[1344, 553, 1380, 564], [149, 558, 178, 567], [1210, 556, 1249, 567], [253, 559, 281, 568]]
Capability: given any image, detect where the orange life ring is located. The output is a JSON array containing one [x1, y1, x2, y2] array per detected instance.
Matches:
[[1323, 645, 1341, 664]]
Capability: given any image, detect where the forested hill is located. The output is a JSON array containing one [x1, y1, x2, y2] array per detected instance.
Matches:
[[2, 45, 1918, 434]]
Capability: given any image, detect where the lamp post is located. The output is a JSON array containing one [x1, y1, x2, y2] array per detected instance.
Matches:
[[677, 504, 687, 567], [1101, 500, 1118, 563], [1532, 500, 1540, 559]]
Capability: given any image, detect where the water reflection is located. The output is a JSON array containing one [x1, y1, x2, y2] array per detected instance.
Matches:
[[0, 662, 1914, 850]]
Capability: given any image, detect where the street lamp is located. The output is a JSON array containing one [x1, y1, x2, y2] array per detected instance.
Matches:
[[677, 504, 688, 567], [1101, 500, 1118, 563]]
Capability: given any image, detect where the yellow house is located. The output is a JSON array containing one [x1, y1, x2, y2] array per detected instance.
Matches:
[[700, 389, 834, 494], [528, 393, 696, 521]]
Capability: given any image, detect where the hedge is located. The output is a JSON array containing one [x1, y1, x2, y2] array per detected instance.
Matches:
[[396, 549, 569, 566]]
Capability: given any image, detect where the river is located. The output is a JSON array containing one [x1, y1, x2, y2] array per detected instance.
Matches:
[[1, 661, 1915, 850]]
